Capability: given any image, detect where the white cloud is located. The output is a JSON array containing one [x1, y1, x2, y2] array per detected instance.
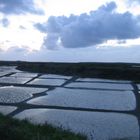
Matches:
[[35, 2, 140, 49]]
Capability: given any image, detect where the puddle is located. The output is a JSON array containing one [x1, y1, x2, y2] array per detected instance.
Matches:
[[28, 87, 136, 111], [65, 82, 133, 90], [0, 86, 48, 103], [0, 105, 17, 115], [15, 109, 139, 140], [28, 78, 66, 86]]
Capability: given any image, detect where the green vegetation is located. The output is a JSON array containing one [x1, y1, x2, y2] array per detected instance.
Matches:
[[15, 61, 140, 81], [0, 113, 87, 140], [1, 60, 140, 81]]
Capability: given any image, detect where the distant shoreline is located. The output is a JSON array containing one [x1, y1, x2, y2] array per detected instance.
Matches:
[[0, 61, 140, 81]]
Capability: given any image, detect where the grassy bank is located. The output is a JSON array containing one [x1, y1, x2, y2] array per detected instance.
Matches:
[[0, 114, 87, 140], [15, 61, 140, 81], [1, 61, 140, 81]]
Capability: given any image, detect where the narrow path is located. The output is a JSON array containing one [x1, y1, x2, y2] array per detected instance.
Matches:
[[0, 82, 132, 91], [7, 103, 135, 117], [131, 83, 140, 113], [75, 80, 131, 84], [131, 82, 140, 139], [61, 76, 78, 87], [0, 72, 16, 78], [24, 73, 42, 84]]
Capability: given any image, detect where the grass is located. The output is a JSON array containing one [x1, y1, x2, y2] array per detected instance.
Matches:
[[1, 61, 140, 81], [16, 61, 140, 81], [0, 113, 87, 140]]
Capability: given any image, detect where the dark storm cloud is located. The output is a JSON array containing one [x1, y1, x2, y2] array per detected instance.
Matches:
[[35, 2, 140, 49], [0, 18, 9, 27], [0, 0, 44, 15]]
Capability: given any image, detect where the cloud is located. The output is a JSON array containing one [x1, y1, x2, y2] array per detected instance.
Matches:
[[127, 0, 140, 4], [43, 34, 60, 50], [0, 0, 44, 15], [35, 2, 140, 49], [19, 25, 26, 30], [0, 18, 9, 27], [34, 23, 47, 33], [0, 45, 30, 61]]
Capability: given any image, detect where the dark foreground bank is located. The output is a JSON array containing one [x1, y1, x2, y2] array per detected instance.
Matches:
[[0, 113, 86, 140]]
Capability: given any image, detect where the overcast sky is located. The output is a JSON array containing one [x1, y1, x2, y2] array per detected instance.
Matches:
[[0, 0, 140, 63]]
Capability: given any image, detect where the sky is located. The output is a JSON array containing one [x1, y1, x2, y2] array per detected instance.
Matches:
[[0, 0, 140, 63]]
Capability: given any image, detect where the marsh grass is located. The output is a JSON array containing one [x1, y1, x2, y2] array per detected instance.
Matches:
[[0, 114, 87, 140]]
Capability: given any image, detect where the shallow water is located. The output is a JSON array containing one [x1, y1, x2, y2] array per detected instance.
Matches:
[[39, 74, 71, 79], [0, 86, 48, 103], [11, 72, 38, 78], [0, 77, 31, 84], [0, 66, 19, 73], [28, 87, 136, 111], [28, 78, 66, 86], [0, 105, 17, 115], [65, 82, 133, 90], [0, 66, 139, 140], [15, 109, 139, 140], [76, 78, 131, 83]]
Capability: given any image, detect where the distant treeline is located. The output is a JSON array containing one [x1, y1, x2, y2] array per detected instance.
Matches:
[[0, 61, 140, 81]]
